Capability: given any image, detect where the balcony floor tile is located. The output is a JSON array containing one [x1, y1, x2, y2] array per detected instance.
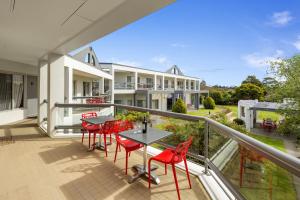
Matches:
[[0, 119, 210, 200]]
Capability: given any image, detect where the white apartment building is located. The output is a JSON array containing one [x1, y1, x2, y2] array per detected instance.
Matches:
[[71, 47, 202, 111]]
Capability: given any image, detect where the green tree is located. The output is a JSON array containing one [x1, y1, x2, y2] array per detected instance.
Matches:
[[172, 98, 187, 114], [203, 97, 216, 109], [235, 83, 264, 100], [262, 76, 280, 101], [210, 91, 223, 105], [242, 75, 263, 88], [270, 55, 300, 140]]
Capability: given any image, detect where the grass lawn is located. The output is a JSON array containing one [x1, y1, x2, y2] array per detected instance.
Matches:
[[248, 133, 286, 152], [257, 110, 281, 121], [188, 106, 224, 117], [222, 105, 238, 118]]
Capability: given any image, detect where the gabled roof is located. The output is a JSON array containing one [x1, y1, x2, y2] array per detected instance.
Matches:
[[72, 47, 101, 69], [166, 65, 184, 76]]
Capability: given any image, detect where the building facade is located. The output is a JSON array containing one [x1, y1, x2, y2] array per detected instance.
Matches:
[[71, 47, 202, 111]]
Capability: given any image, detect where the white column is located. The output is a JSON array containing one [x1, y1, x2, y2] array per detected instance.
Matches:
[[184, 79, 186, 91], [154, 75, 157, 90], [162, 75, 165, 90], [47, 54, 65, 137], [38, 60, 48, 126], [174, 77, 177, 90], [67, 67, 73, 102], [135, 72, 138, 90], [101, 78, 105, 94]]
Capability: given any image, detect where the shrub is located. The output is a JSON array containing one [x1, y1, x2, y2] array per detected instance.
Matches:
[[233, 118, 245, 125], [172, 98, 187, 114], [116, 111, 150, 122], [210, 91, 223, 105], [203, 97, 216, 109]]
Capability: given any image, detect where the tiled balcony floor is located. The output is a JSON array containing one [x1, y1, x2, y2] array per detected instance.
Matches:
[[0, 119, 210, 200]]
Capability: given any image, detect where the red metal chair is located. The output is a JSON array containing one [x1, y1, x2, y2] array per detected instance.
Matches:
[[148, 137, 193, 200], [81, 112, 100, 149], [94, 120, 121, 157], [114, 120, 143, 175]]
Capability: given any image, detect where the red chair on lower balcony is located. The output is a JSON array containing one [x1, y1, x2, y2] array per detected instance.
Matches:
[[114, 120, 143, 175], [81, 112, 100, 149], [148, 137, 193, 200]]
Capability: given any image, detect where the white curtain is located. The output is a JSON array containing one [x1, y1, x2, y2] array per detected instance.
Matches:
[[12, 75, 24, 109]]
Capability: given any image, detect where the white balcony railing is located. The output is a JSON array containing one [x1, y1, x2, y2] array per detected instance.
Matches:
[[114, 82, 135, 90]]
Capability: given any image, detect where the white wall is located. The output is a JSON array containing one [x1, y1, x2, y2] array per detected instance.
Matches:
[[0, 58, 38, 125]]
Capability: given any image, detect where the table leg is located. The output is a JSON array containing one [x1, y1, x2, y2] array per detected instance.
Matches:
[[128, 145, 160, 184], [94, 134, 112, 150]]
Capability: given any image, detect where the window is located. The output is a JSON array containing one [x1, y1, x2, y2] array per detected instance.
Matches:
[[0, 73, 24, 111], [137, 100, 145, 107], [12, 75, 24, 109], [164, 80, 168, 88], [83, 82, 90, 96], [152, 100, 159, 109], [114, 100, 122, 104], [73, 81, 77, 96], [241, 106, 245, 117], [127, 100, 132, 106], [127, 76, 132, 83], [92, 81, 99, 96], [146, 78, 153, 88], [186, 81, 189, 89], [0, 73, 12, 111]]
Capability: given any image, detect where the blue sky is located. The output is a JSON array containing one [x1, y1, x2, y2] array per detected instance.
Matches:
[[79, 0, 300, 86]]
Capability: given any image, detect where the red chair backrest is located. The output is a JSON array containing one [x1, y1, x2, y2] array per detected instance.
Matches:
[[102, 120, 121, 135], [115, 120, 133, 142], [173, 137, 193, 163], [125, 120, 134, 130], [81, 112, 97, 128]]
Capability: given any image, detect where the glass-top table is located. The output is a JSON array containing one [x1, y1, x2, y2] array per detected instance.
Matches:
[[81, 116, 115, 150], [119, 127, 172, 184], [80, 116, 114, 125]]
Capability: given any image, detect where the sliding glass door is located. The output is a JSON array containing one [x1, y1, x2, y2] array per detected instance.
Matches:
[[0, 73, 24, 111], [0, 73, 12, 111]]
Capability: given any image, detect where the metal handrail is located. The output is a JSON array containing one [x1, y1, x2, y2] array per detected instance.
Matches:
[[54, 103, 300, 200], [54, 103, 300, 176]]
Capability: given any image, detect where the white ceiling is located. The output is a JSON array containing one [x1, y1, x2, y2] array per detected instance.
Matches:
[[0, 0, 174, 66]]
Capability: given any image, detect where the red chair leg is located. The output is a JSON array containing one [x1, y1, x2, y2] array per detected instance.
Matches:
[[104, 134, 107, 157], [172, 163, 181, 200], [114, 143, 119, 163], [165, 163, 167, 175], [148, 159, 152, 188], [88, 132, 91, 148], [110, 134, 112, 144], [93, 133, 96, 150], [184, 158, 192, 189], [125, 151, 128, 175], [81, 130, 85, 143]]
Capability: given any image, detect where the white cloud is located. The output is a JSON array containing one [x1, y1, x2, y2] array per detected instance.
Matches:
[[242, 50, 283, 68], [152, 56, 169, 65], [171, 43, 187, 48], [293, 36, 300, 50], [270, 11, 293, 27]]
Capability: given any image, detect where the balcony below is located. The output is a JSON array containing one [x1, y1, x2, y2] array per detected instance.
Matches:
[[0, 119, 210, 200]]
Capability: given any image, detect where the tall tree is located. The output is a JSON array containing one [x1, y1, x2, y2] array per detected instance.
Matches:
[[234, 83, 264, 101], [270, 55, 300, 139], [242, 75, 263, 88]]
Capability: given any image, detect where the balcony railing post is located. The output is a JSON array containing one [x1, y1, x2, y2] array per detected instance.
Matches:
[[204, 120, 209, 174]]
